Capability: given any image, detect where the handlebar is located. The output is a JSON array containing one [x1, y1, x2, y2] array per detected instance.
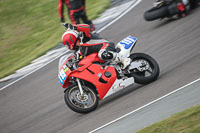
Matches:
[[62, 23, 77, 30]]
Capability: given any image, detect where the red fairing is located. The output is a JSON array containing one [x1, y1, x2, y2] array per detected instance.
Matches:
[[70, 64, 117, 100], [78, 53, 104, 66], [61, 53, 117, 100]]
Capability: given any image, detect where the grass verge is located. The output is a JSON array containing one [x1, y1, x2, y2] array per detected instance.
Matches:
[[0, 0, 110, 79], [137, 104, 200, 133]]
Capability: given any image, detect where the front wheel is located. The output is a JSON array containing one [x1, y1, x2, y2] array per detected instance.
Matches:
[[128, 53, 160, 84], [64, 84, 99, 114]]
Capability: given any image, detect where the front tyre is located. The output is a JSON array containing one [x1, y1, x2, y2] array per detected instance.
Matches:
[[64, 84, 99, 114], [128, 53, 160, 84]]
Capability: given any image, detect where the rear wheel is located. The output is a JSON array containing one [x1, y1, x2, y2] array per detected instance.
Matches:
[[128, 53, 160, 84], [64, 84, 98, 114], [144, 6, 168, 21]]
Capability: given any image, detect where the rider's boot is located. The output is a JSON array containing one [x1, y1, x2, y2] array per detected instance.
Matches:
[[98, 50, 131, 69], [114, 53, 131, 69]]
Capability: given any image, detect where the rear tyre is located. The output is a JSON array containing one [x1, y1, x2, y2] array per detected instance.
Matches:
[[144, 6, 168, 21], [128, 53, 160, 84], [64, 84, 98, 114]]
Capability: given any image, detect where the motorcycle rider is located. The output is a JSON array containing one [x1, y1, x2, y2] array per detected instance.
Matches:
[[62, 23, 131, 69], [58, 0, 96, 32]]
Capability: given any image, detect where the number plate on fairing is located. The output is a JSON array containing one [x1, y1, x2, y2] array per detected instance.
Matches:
[[58, 66, 69, 85], [119, 36, 137, 49]]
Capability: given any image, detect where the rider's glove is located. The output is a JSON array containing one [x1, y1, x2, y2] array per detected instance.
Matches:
[[63, 23, 77, 30]]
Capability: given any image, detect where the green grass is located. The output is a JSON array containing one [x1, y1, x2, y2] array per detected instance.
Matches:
[[137, 104, 200, 133], [0, 0, 110, 79]]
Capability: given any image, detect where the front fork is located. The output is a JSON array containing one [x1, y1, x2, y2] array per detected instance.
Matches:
[[73, 61, 84, 96], [76, 78, 84, 96]]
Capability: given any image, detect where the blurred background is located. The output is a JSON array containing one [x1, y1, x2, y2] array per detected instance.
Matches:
[[0, 0, 110, 79]]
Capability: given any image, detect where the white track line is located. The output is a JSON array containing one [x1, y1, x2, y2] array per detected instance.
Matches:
[[0, 51, 68, 91], [89, 78, 200, 133], [0, 0, 141, 91]]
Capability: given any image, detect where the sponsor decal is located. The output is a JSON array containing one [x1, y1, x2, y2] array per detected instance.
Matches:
[[58, 69, 67, 85], [120, 36, 137, 49], [64, 67, 69, 72]]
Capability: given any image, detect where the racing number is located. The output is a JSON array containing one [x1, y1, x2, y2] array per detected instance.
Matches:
[[59, 69, 67, 85], [120, 36, 137, 49]]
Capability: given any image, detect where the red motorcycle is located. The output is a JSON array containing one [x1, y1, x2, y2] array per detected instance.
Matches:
[[58, 36, 160, 113]]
